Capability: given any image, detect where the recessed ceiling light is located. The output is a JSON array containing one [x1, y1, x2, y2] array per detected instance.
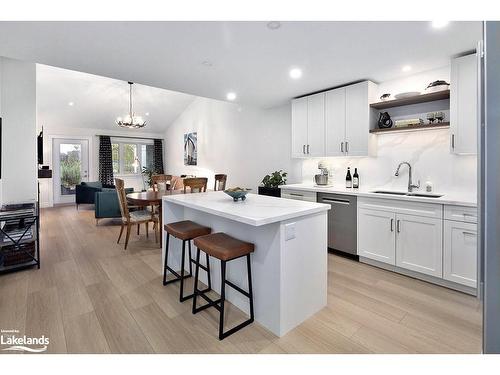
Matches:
[[432, 20, 449, 29], [289, 68, 303, 80], [201, 60, 213, 67], [68, 101, 74, 106], [267, 21, 281, 30], [145, 112, 150, 116], [402, 65, 412, 72], [226, 92, 237, 101]]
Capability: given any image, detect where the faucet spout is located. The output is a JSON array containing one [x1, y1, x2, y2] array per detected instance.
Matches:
[[394, 162, 420, 192]]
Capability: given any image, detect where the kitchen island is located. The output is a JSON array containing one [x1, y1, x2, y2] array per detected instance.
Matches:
[[162, 191, 330, 336]]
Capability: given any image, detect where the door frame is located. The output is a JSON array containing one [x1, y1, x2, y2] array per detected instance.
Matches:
[[47, 134, 94, 206]]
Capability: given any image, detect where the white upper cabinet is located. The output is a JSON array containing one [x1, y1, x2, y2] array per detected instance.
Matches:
[[292, 80, 376, 158], [291, 97, 308, 158], [325, 88, 346, 157], [307, 93, 326, 157], [450, 53, 478, 155], [345, 82, 373, 156]]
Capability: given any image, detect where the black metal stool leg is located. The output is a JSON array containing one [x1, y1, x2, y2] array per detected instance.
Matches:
[[188, 240, 193, 276], [206, 253, 212, 290], [247, 254, 255, 322], [162, 233, 170, 285], [192, 247, 201, 314], [218, 260, 226, 340], [179, 240, 189, 302]]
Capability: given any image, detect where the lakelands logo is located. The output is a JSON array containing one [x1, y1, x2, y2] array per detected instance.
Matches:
[[1, 329, 49, 353]]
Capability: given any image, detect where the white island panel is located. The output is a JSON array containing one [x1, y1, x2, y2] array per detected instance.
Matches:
[[162, 192, 329, 337]]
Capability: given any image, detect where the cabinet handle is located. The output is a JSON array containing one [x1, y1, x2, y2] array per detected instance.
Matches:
[[303, 145, 306, 154], [451, 134, 455, 149], [289, 193, 304, 197], [390, 218, 394, 232], [345, 141, 349, 153], [321, 198, 350, 205], [340, 142, 344, 153], [462, 231, 476, 236], [396, 220, 401, 233], [307, 144, 310, 154]]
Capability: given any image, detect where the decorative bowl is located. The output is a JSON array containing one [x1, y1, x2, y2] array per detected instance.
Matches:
[[224, 188, 251, 202], [394, 91, 421, 99]]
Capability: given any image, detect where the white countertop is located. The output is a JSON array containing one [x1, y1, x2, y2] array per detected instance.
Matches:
[[163, 191, 330, 226], [281, 183, 477, 207]]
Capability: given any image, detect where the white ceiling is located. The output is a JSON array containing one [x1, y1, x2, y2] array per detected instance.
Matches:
[[36, 64, 195, 132], [0, 21, 482, 108]]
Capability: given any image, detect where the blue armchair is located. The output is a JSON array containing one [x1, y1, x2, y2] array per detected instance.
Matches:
[[94, 187, 134, 224]]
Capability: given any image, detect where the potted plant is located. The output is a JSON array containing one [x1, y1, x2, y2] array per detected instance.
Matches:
[[141, 166, 154, 191], [258, 170, 287, 197]]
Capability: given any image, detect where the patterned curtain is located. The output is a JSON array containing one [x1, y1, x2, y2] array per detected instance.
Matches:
[[153, 139, 164, 174], [98, 136, 114, 186]]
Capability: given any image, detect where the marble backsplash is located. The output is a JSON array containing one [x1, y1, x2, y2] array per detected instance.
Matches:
[[301, 129, 477, 196]]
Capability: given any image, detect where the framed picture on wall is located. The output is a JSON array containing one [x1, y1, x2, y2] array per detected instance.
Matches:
[[184, 132, 197, 166]]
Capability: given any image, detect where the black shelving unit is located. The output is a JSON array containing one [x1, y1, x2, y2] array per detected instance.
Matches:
[[0, 202, 40, 274]]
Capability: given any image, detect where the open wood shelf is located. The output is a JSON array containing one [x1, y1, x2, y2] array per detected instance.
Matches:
[[370, 122, 450, 134], [370, 90, 450, 109]]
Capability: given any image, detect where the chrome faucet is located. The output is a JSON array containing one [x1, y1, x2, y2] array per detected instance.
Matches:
[[395, 162, 420, 192]]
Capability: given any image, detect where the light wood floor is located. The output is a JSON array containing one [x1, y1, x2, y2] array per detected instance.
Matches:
[[0, 205, 482, 353]]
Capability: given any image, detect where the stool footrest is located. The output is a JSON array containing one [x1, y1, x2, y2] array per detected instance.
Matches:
[[163, 265, 192, 286], [220, 318, 255, 340], [193, 292, 222, 313], [225, 279, 251, 298]]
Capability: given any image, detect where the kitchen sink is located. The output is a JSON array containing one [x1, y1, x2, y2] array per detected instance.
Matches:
[[372, 190, 408, 196], [372, 190, 443, 198]]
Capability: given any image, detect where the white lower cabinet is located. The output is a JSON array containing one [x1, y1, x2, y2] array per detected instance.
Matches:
[[358, 199, 478, 292], [443, 220, 477, 288], [358, 208, 396, 264], [395, 214, 443, 278]]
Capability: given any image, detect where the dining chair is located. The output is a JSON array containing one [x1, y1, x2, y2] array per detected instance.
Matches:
[[183, 177, 208, 193], [170, 176, 184, 190], [115, 178, 159, 250], [214, 174, 227, 191], [152, 174, 172, 192]]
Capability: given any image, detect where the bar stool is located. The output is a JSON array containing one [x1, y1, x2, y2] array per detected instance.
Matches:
[[163, 220, 212, 302], [192, 232, 255, 340]]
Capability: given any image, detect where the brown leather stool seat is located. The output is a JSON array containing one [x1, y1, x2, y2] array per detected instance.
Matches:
[[163, 220, 212, 303], [164, 220, 211, 240], [192, 232, 255, 340], [194, 233, 254, 261]]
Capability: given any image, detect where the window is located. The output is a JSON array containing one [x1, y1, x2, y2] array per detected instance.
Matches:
[[111, 140, 154, 175], [112, 143, 120, 174]]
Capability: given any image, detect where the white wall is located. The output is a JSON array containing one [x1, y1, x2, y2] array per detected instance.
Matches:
[[0, 57, 37, 205], [164, 97, 302, 191], [39, 125, 164, 207], [301, 66, 477, 195]]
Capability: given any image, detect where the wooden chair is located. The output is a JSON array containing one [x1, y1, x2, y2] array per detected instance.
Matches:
[[170, 176, 184, 190], [214, 174, 227, 191], [115, 178, 159, 250], [183, 177, 208, 193], [152, 174, 172, 192]]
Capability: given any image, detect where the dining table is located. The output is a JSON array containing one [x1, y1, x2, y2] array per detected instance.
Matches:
[[126, 189, 183, 246]]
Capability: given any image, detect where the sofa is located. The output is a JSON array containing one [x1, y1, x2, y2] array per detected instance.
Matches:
[[75, 181, 115, 207]]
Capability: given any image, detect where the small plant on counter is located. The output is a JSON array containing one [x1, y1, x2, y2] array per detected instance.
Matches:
[[261, 170, 288, 188]]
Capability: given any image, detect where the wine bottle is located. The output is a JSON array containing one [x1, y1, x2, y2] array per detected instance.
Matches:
[[353, 168, 359, 188], [346, 167, 352, 188]]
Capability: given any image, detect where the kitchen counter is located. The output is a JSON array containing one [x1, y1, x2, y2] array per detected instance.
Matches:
[[162, 191, 329, 226], [162, 191, 329, 336], [281, 183, 477, 207]]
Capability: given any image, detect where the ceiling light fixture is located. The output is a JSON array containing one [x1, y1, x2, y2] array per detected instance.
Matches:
[[226, 92, 237, 101], [68, 101, 74, 106], [145, 112, 150, 116], [116, 82, 146, 129], [402, 65, 412, 72], [289, 68, 303, 79], [432, 20, 449, 29]]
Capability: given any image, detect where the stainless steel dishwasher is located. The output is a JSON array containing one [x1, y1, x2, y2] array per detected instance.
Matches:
[[317, 193, 357, 257]]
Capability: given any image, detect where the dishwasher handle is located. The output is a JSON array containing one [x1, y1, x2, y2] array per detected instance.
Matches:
[[320, 197, 351, 205]]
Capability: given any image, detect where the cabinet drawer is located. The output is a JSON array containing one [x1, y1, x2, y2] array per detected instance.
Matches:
[[281, 189, 317, 202], [444, 205, 477, 223], [358, 197, 442, 219]]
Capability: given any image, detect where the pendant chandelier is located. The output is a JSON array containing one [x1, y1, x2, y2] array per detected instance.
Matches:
[[116, 81, 146, 129]]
